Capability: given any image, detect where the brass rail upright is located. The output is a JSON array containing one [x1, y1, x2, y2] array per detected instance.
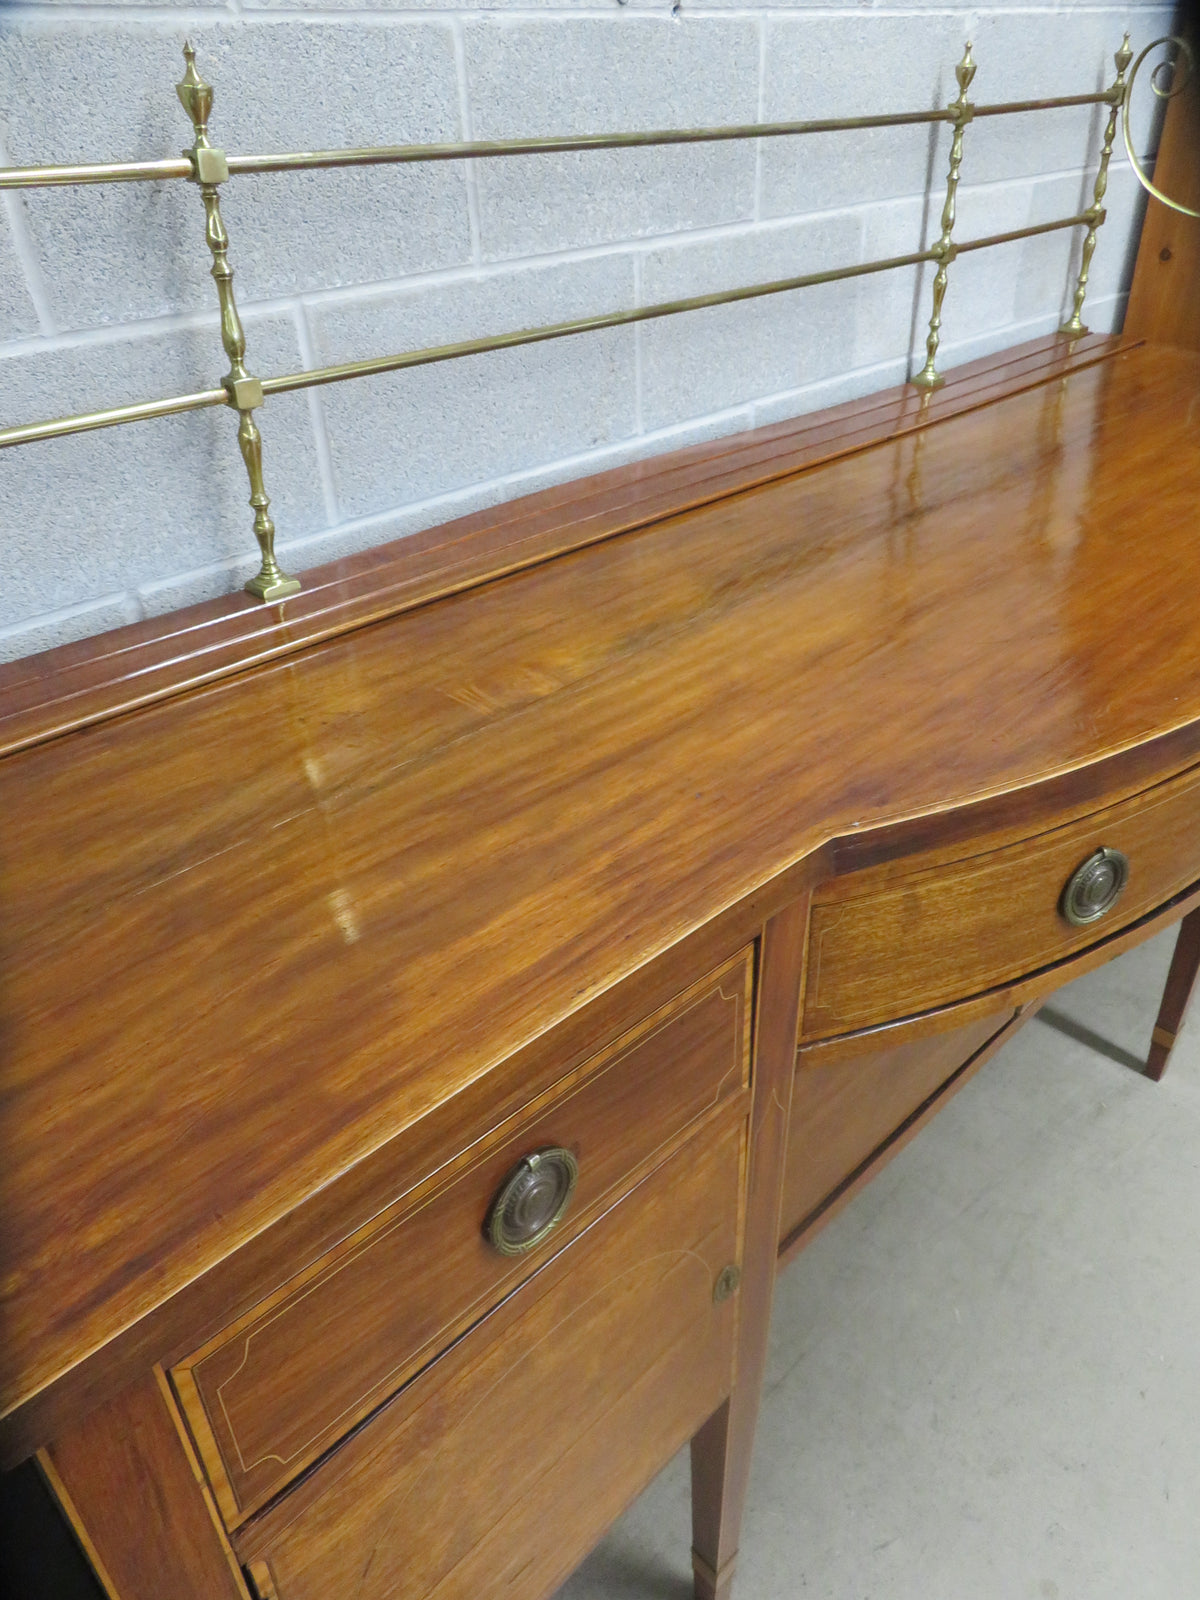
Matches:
[[1060, 34, 1134, 337], [176, 43, 299, 602], [911, 43, 977, 391]]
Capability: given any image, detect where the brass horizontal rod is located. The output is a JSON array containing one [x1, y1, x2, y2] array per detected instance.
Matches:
[[0, 156, 192, 189], [224, 111, 951, 176], [225, 92, 1111, 176], [0, 210, 1092, 451], [0, 250, 933, 449], [0, 89, 1114, 191], [972, 90, 1115, 117], [260, 248, 938, 397], [954, 212, 1091, 253], [0, 387, 226, 450]]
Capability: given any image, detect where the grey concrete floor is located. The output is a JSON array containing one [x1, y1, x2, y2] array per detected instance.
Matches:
[[556, 927, 1200, 1600]]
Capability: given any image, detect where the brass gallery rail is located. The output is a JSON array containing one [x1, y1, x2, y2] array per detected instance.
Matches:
[[0, 35, 1135, 601]]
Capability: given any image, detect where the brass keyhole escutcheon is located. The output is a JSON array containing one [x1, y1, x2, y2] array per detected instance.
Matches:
[[485, 1146, 579, 1257], [713, 1264, 741, 1304], [1060, 846, 1130, 927]]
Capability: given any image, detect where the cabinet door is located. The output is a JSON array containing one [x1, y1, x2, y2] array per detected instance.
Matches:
[[235, 1119, 743, 1600], [175, 951, 752, 1527], [779, 1003, 1016, 1251]]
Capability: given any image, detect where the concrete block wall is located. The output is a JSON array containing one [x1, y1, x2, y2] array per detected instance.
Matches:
[[0, 2, 1173, 662]]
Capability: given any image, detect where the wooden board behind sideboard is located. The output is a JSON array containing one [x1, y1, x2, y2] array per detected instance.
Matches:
[[1124, 33, 1200, 349]]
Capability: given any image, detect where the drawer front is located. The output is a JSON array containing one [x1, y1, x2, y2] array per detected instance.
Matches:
[[235, 1119, 743, 1600], [780, 1002, 1013, 1246], [804, 764, 1200, 1039], [174, 950, 752, 1525]]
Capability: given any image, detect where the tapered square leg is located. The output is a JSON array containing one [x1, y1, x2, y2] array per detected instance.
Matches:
[[689, 897, 809, 1600], [1147, 907, 1200, 1081], [691, 1402, 740, 1600]]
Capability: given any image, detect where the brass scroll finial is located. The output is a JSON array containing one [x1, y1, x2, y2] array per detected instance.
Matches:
[[911, 41, 976, 391], [1059, 33, 1133, 338], [1120, 34, 1200, 220], [176, 43, 300, 603]]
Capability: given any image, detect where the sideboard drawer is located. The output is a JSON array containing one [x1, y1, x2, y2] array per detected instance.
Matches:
[[234, 1119, 742, 1600], [173, 949, 752, 1525], [804, 764, 1200, 1039]]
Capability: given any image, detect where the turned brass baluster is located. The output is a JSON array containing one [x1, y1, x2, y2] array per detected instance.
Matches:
[[0, 45, 1132, 532], [1060, 33, 1134, 338], [912, 43, 977, 392], [176, 43, 300, 602]]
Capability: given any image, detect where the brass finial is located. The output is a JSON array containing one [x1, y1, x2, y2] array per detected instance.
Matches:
[[1115, 32, 1133, 80], [177, 42, 226, 184], [177, 43, 214, 148], [955, 41, 977, 102]]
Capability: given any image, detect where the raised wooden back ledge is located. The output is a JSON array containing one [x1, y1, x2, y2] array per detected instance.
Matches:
[[0, 333, 1127, 759]]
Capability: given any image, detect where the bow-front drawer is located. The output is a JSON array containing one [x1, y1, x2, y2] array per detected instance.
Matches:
[[803, 764, 1200, 1040], [172, 950, 752, 1526]]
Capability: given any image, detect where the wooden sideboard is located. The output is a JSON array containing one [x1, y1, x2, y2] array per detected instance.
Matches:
[[5, 330, 1200, 1600]]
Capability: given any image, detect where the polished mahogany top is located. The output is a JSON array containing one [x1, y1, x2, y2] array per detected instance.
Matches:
[[4, 334, 1200, 1451]]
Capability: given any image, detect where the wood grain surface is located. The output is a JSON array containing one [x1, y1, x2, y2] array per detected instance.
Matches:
[[6, 337, 1200, 1459], [796, 874, 1200, 1074], [0, 878, 794, 1468], [777, 1004, 1039, 1266], [781, 1003, 1014, 1243], [174, 951, 751, 1525], [39, 1371, 248, 1600], [0, 334, 1124, 762], [234, 1117, 743, 1600], [691, 897, 809, 1600], [804, 760, 1200, 1037]]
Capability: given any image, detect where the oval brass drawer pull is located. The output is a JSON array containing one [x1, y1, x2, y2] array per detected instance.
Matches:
[[485, 1147, 579, 1256], [1060, 847, 1130, 927]]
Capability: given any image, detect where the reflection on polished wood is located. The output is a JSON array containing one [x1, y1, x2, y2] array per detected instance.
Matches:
[[8, 331, 1200, 1600], [0, 332, 1123, 758], [7, 335, 1200, 1437]]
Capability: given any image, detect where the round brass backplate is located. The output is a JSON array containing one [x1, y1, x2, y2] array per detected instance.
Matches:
[[1059, 846, 1130, 927], [485, 1146, 579, 1257]]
